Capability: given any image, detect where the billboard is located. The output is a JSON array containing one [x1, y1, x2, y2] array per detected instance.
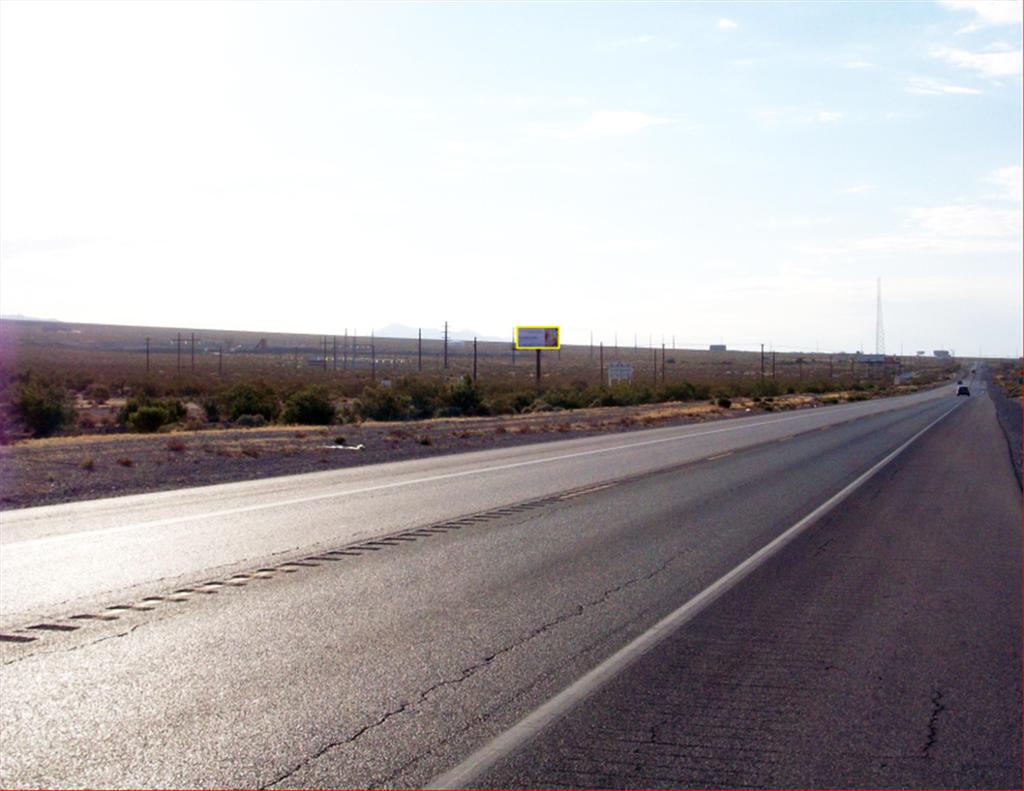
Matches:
[[516, 326, 560, 350]]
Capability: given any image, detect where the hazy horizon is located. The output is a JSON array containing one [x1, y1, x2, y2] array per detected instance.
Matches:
[[1, 1, 1021, 355]]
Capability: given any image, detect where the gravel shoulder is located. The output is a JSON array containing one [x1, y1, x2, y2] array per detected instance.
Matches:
[[0, 393, 888, 511], [986, 368, 1022, 486]]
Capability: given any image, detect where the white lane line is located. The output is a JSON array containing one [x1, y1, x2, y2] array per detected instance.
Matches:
[[425, 399, 963, 790], [1, 395, 945, 550]]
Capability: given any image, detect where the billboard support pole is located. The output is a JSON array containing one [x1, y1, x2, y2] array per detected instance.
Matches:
[[535, 349, 541, 387]]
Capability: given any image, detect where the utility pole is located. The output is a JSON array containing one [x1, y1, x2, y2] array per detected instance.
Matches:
[[444, 321, 449, 369], [772, 350, 776, 378], [760, 343, 765, 379], [176, 332, 182, 375], [511, 329, 516, 367], [343, 329, 348, 369], [473, 337, 478, 382], [535, 349, 542, 387], [599, 341, 604, 385], [332, 336, 337, 370], [652, 346, 657, 385], [661, 343, 666, 383], [322, 336, 328, 370], [418, 328, 422, 372]]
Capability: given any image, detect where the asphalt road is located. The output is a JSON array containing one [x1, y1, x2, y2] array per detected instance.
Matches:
[[1, 374, 1019, 789]]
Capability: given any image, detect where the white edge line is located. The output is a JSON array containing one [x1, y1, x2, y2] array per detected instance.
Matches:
[[425, 399, 963, 790]]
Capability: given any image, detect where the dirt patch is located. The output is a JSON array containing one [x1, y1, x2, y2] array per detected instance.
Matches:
[[0, 392, 863, 510]]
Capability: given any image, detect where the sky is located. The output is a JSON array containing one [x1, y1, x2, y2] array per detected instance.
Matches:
[[1, 0, 1021, 356]]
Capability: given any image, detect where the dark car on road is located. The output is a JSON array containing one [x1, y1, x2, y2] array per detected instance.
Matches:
[[956, 384, 970, 396]]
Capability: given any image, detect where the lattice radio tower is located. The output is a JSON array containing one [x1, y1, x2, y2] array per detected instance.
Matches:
[[875, 277, 885, 355]]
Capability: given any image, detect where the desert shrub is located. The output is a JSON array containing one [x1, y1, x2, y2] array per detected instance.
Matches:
[[234, 413, 267, 427], [225, 382, 279, 422], [129, 405, 173, 433], [544, 387, 586, 410], [202, 397, 221, 422], [657, 380, 709, 403], [593, 382, 654, 407], [283, 385, 336, 425], [749, 379, 783, 399], [483, 390, 534, 415], [395, 378, 441, 420], [65, 373, 94, 392], [87, 383, 111, 404], [801, 379, 832, 395], [717, 397, 732, 409], [15, 380, 75, 437], [357, 387, 410, 421], [119, 397, 185, 432], [439, 375, 485, 417]]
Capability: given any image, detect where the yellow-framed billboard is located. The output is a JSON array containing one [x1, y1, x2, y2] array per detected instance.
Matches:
[[515, 326, 560, 350]]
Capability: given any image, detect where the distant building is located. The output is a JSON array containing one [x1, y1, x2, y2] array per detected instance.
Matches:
[[709, 344, 726, 352], [933, 350, 951, 359]]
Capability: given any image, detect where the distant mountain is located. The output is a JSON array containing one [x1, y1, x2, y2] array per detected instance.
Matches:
[[1, 313, 59, 322], [374, 323, 508, 343]]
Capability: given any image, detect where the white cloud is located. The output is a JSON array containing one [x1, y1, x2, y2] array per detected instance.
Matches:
[[987, 165, 1023, 203], [939, 0, 1023, 32], [716, 18, 738, 31], [605, 34, 655, 49], [756, 216, 833, 230], [840, 60, 876, 69], [811, 111, 843, 123], [840, 184, 875, 194], [582, 110, 671, 136], [527, 110, 671, 139], [906, 75, 983, 94], [906, 204, 1022, 238], [931, 45, 1023, 77]]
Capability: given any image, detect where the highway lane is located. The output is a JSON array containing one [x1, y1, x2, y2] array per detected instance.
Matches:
[[3, 385, 1008, 788], [1, 384, 954, 625]]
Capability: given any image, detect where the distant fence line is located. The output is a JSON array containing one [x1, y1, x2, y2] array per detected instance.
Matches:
[[127, 327, 943, 388]]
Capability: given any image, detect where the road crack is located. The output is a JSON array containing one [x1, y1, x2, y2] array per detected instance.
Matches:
[[923, 688, 944, 757], [260, 553, 682, 789]]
